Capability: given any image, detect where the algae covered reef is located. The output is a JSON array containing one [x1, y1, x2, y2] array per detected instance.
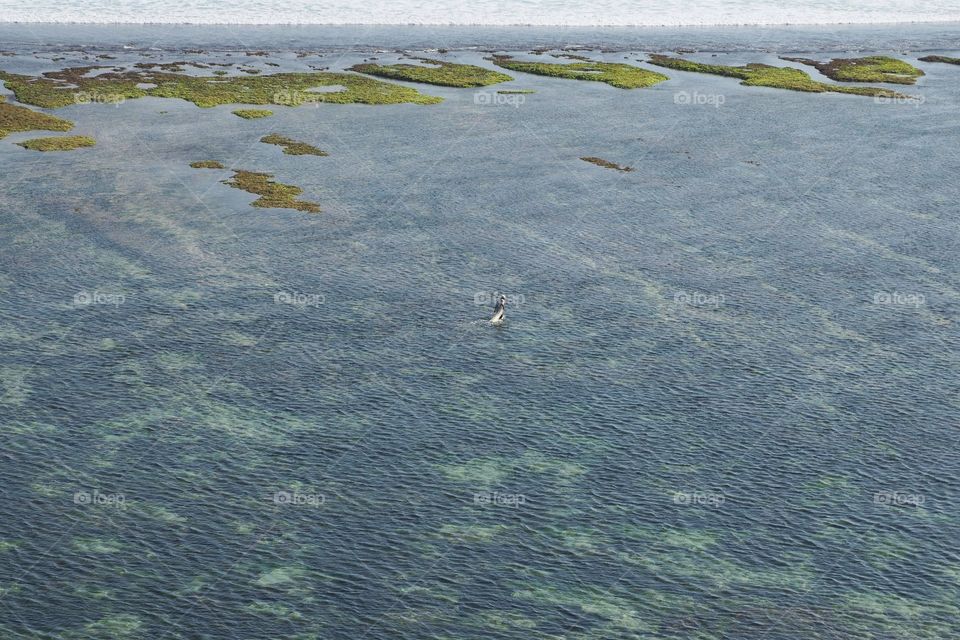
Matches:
[[0, 65, 442, 109], [220, 170, 321, 213], [489, 55, 668, 88], [15, 135, 95, 151], [349, 58, 512, 87], [918, 55, 960, 65], [781, 55, 924, 84], [581, 156, 633, 172], [647, 55, 915, 98], [0, 95, 74, 139], [232, 109, 273, 119], [260, 133, 328, 156], [189, 160, 225, 169]]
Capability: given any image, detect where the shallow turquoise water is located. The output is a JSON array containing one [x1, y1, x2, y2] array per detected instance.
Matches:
[[0, 27, 958, 639]]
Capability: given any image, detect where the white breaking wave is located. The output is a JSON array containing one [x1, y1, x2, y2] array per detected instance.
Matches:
[[2, 0, 960, 25]]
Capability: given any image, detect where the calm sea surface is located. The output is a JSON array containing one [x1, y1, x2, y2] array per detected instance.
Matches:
[[0, 23, 958, 640]]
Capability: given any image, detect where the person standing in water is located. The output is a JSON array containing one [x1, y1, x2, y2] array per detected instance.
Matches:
[[490, 294, 506, 324]]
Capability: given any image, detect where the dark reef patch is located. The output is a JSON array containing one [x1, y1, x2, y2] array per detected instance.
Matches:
[[222, 170, 321, 213], [260, 134, 328, 156], [581, 156, 633, 172]]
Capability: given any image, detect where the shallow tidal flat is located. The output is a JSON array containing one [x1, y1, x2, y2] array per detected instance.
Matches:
[[0, 39, 959, 640]]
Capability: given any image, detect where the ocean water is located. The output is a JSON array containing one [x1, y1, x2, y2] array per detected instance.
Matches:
[[3, 0, 960, 25], [1, 23, 959, 640]]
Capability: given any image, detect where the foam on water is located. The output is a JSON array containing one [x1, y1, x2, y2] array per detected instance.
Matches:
[[2, 0, 960, 25]]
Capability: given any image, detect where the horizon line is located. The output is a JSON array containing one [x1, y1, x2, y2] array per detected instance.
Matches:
[[2, 18, 960, 28]]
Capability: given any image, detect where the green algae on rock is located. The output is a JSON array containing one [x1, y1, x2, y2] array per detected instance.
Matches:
[[0, 66, 443, 109], [0, 96, 74, 139], [647, 55, 915, 98], [489, 55, 668, 89], [581, 156, 633, 172], [918, 55, 960, 65], [349, 58, 512, 87], [222, 170, 320, 213], [781, 56, 924, 84], [189, 160, 225, 169], [260, 133, 328, 156], [15, 135, 95, 151], [232, 109, 273, 119]]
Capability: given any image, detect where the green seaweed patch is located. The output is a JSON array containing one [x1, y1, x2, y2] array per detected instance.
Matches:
[[513, 585, 654, 633], [918, 55, 960, 65], [497, 89, 535, 94], [489, 55, 668, 89], [254, 566, 306, 588], [0, 66, 147, 108], [245, 601, 303, 620], [439, 451, 585, 486], [222, 170, 321, 213], [581, 156, 633, 172], [15, 135, 94, 151], [349, 58, 512, 87], [0, 67, 442, 109], [647, 55, 915, 98], [439, 523, 507, 542], [190, 160, 225, 168], [232, 108, 273, 119], [781, 56, 924, 84], [260, 133, 328, 156], [77, 614, 142, 638], [0, 95, 74, 139]]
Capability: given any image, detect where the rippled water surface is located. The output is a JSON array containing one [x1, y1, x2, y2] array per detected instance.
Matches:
[[0, 24, 959, 640]]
